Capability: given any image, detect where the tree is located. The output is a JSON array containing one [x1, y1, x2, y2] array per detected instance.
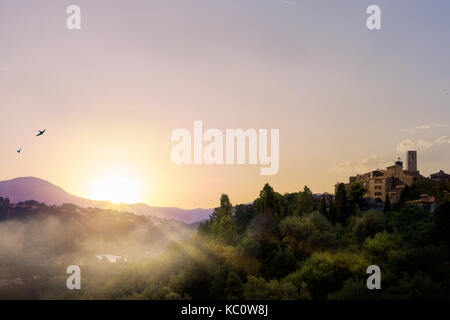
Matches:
[[243, 276, 299, 300], [434, 201, 450, 246], [283, 251, 369, 300], [247, 209, 276, 240], [363, 231, 403, 261], [352, 210, 386, 242], [319, 195, 328, 217], [234, 204, 256, 234], [411, 178, 439, 199], [224, 271, 243, 300], [298, 186, 314, 215], [394, 185, 411, 211], [335, 183, 349, 224], [279, 193, 300, 220], [388, 205, 435, 245], [347, 182, 367, 210], [384, 193, 391, 214], [279, 212, 337, 253], [328, 200, 338, 225], [257, 183, 280, 217], [210, 194, 237, 244], [383, 272, 447, 300], [272, 247, 297, 279]]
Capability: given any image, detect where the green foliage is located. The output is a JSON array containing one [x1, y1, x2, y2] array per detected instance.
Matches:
[[352, 210, 386, 242], [247, 211, 277, 241], [388, 205, 435, 245], [298, 186, 315, 216], [328, 278, 379, 300], [384, 193, 391, 213], [210, 194, 238, 245], [279, 212, 337, 254], [255, 240, 296, 279], [335, 183, 349, 224], [347, 182, 367, 210], [224, 271, 243, 300], [284, 251, 369, 300], [243, 276, 299, 300], [319, 195, 328, 217], [364, 231, 404, 262], [257, 184, 280, 216], [278, 193, 300, 220], [328, 200, 338, 225], [2, 181, 450, 300], [383, 272, 448, 299], [410, 178, 438, 199], [234, 204, 256, 234], [434, 201, 450, 245], [394, 185, 412, 211], [0, 203, 196, 299], [391, 245, 450, 278], [238, 235, 259, 258]]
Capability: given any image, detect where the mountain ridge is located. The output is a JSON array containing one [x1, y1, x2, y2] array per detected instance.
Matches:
[[0, 177, 212, 223]]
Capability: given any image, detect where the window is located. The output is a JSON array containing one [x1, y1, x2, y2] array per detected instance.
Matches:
[[375, 186, 382, 190], [375, 179, 382, 183], [374, 192, 382, 196]]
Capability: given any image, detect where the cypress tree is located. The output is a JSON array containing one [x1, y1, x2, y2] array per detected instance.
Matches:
[[328, 200, 338, 225], [335, 183, 349, 224], [384, 193, 391, 213], [319, 195, 328, 216], [394, 185, 411, 211]]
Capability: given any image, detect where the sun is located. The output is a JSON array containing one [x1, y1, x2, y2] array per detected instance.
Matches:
[[90, 175, 141, 204]]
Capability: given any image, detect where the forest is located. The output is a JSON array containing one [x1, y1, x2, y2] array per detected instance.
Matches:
[[1, 177, 450, 300]]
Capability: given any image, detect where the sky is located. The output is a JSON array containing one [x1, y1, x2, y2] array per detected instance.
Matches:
[[1, 0, 449, 208]]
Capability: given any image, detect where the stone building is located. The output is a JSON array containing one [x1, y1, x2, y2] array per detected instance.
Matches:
[[337, 151, 422, 203], [430, 170, 450, 183], [408, 194, 437, 212]]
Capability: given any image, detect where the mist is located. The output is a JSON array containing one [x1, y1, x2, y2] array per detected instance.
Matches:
[[0, 202, 197, 299]]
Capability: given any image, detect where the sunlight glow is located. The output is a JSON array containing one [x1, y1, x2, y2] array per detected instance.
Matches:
[[90, 175, 141, 204]]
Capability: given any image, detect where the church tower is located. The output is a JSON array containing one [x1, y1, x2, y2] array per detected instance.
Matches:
[[407, 151, 417, 172]]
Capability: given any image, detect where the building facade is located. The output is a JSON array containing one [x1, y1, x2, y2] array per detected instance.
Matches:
[[337, 151, 422, 203], [430, 170, 450, 183]]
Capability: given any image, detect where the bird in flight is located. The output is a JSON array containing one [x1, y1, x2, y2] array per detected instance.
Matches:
[[36, 129, 46, 136], [17, 148, 22, 153]]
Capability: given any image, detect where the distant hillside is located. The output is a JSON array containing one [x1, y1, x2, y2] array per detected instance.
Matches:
[[0, 177, 212, 223], [122, 203, 212, 224]]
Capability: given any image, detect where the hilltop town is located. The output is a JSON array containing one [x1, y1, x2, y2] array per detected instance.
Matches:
[[336, 150, 450, 211]]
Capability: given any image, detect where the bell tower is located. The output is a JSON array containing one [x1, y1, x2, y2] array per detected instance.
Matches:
[[407, 151, 417, 172]]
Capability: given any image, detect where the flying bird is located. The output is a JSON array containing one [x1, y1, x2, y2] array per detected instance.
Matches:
[[17, 148, 22, 153], [36, 129, 46, 136]]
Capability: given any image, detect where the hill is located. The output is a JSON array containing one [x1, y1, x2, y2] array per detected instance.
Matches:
[[0, 177, 212, 223]]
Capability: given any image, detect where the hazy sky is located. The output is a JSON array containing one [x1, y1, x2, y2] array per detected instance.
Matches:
[[1, 0, 449, 208]]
